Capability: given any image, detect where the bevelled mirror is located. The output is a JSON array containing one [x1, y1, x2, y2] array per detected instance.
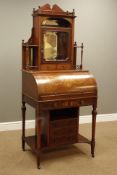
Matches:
[[42, 17, 71, 27], [41, 17, 71, 62], [43, 31, 69, 61]]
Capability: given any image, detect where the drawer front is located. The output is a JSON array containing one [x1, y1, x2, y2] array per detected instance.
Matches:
[[50, 126, 78, 137], [49, 118, 78, 146], [50, 118, 78, 128], [40, 64, 56, 70], [50, 135, 78, 146], [56, 63, 71, 70], [39, 98, 97, 110]]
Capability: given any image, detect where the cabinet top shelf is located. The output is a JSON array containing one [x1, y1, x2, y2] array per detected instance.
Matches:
[[22, 44, 39, 47]]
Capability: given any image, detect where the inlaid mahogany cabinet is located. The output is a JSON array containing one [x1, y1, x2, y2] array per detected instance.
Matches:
[[21, 4, 97, 169]]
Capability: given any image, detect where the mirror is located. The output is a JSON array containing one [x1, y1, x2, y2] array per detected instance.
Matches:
[[44, 32, 57, 61], [43, 31, 69, 61], [42, 17, 71, 27]]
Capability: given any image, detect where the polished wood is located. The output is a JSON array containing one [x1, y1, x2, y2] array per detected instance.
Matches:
[[22, 4, 75, 71], [91, 104, 97, 157], [24, 133, 91, 151], [21, 4, 97, 169], [36, 107, 41, 169], [21, 101, 26, 151]]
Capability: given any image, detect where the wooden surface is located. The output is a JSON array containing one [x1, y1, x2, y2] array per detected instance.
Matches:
[[21, 4, 97, 169]]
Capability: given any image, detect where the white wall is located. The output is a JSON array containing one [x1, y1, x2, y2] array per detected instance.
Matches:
[[0, 0, 117, 122]]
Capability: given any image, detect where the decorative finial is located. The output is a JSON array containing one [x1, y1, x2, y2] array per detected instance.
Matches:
[[73, 9, 75, 15], [80, 43, 84, 70], [74, 41, 77, 46], [81, 43, 84, 49], [33, 8, 35, 13], [66, 11, 69, 15]]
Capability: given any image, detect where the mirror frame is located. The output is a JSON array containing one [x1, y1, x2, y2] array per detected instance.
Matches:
[[40, 28, 72, 64]]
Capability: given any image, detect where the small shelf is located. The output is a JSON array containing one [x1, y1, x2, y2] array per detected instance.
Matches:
[[24, 135, 47, 152], [50, 108, 78, 121], [23, 44, 39, 47], [41, 26, 72, 30], [24, 136, 37, 153], [22, 44, 39, 70], [78, 134, 91, 144], [24, 134, 91, 152], [26, 65, 38, 69]]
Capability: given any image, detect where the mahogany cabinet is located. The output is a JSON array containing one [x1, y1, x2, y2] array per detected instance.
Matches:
[[21, 4, 97, 169]]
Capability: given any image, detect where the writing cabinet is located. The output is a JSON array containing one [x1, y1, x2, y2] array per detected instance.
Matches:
[[21, 4, 97, 169]]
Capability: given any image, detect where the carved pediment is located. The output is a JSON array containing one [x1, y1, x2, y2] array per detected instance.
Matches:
[[33, 4, 75, 17], [38, 4, 64, 12]]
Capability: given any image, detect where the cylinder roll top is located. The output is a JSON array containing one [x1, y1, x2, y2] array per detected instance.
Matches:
[[23, 70, 97, 100]]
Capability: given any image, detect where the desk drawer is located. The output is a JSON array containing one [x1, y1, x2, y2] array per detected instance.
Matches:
[[49, 118, 78, 146], [50, 135, 78, 146], [50, 126, 78, 137], [50, 118, 78, 128]]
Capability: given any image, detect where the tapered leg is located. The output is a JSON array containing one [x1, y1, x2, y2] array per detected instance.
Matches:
[[21, 101, 26, 151], [77, 107, 80, 142], [35, 107, 41, 169], [91, 105, 97, 157], [37, 152, 41, 169]]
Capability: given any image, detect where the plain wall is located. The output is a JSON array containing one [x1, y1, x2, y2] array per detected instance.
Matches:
[[0, 0, 117, 122]]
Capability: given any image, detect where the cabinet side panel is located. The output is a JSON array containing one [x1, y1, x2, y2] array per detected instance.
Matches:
[[22, 71, 38, 100]]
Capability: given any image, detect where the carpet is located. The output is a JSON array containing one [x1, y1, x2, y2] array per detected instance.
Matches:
[[0, 121, 117, 175]]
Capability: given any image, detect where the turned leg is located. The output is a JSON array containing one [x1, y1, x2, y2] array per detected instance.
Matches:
[[35, 108, 41, 169], [37, 152, 41, 169], [77, 107, 80, 142], [21, 101, 26, 151], [91, 105, 97, 157]]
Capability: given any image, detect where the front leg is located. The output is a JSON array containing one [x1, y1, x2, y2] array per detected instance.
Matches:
[[21, 101, 26, 151], [91, 104, 97, 157], [35, 107, 41, 169]]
